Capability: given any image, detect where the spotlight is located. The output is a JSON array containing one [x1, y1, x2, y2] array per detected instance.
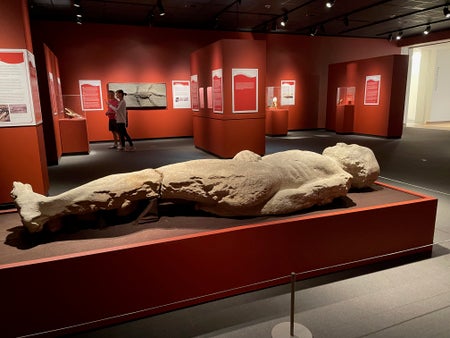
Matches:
[[280, 14, 288, 27], [423, 25, 431, 35], [395, 31, 403, 40], [157, 0, 165, 16], [310, 26, 319, 36], [73, 0, 81, 8], [326, 0, 335, 8], [444, 6, 450, 18], [75, 6, 83, 19]]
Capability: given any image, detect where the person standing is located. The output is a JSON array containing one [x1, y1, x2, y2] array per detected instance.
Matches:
[[105, 90, 120, 149], [109, 89, 135, 151]]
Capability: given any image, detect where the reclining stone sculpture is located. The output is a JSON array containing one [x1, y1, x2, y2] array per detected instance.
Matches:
[[11, 143, 379, 233]]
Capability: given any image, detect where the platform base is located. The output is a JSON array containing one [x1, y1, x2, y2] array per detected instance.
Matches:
[[272, 322, 313, 338]]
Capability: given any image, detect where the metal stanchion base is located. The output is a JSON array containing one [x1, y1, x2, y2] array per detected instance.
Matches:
[[271, 322, 313, 338]]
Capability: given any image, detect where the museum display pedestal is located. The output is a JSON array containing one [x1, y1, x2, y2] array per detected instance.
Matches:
[[266, 108, 288, 136], [335, 105, 354, 134], [0, 182, 437, 336], [59, 118, 89, 154]]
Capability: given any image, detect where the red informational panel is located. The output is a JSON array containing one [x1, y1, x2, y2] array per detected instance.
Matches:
[[0, 49, 42, 126], [364, 75, 381, 105], [172, 80, 190, 109], [280, 80, 295, 106], [212, 68, 223, 113], [79, 80, 103, 111], [232, 68, 258, 113], [191, 74, 199, 111], [199, 87, 205, 109]]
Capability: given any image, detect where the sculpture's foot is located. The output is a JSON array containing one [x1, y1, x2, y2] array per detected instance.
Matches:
[[11, 182, 50, 233]]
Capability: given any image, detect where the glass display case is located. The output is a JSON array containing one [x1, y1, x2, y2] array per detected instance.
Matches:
[[266, 86, 281, 108], [336, 86, 355, 105]]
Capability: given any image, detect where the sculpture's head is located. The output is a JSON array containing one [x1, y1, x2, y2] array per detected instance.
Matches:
[[323, 143, 380, 189]]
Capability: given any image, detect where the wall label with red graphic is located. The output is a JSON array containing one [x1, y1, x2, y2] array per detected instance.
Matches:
[[364, 75, 381, 105], [0, 49, 42, 127], [212, 69, 223, 113], [232, 68, 258, 113], [79, 80, 103, 111], [281, 80, 295, 106], [191, 75, 199, 111], [172, 80, 191, 109]]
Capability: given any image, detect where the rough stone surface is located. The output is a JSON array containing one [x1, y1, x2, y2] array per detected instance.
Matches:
[[158, 149, 352, 216], [11, 143, 379, 233], [322, 142, 380, 188], [11, 169, 162, 233]]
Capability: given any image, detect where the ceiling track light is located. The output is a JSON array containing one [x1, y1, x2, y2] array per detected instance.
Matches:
[[395, 31, 403, 40], [157, 0, 165, 16], [75, 5, 83, 21], [310, 26, 319, 36], [423, 24, 431, 35], [326, 0, 335, 8], [73, 0, 81, 8], [280, 14, 288, 27], [444, 6, 450, 18]]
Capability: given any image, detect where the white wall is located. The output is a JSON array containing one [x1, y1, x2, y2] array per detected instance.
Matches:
[[430, 48, 450, 122], [406, 41, 450, 124]]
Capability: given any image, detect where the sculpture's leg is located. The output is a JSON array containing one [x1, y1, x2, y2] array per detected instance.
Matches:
[[11, 169, 162, 233]]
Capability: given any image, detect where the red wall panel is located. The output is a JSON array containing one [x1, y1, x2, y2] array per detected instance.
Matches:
[[0, 126, 49, 202], [0, 0, 32, 50], [0, 0, 49, 203]]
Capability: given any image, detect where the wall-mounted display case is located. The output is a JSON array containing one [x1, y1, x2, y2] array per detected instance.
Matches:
[[266, 86, 281, 108], [336, 86, 355, 106]]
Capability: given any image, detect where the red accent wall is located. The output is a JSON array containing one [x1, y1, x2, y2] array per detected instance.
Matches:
[[191, 39, 266, 158], [0, 0, 32, 51], [265, 34, 321, 129], [30, 22, 251, 143], [326, 54, 408, 137], [0, 0, 49, 203], [30, 21, 403, 144]]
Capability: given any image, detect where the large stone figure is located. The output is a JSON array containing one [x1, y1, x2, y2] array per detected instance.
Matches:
[[11, 143, 380, 233]]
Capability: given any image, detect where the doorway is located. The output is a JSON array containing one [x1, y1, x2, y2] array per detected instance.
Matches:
[[404, 40, 450, 130]]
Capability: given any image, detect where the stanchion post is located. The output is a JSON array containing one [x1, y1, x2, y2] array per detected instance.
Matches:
[[271, 272, 313, 338], [290, 272, 295, 336]]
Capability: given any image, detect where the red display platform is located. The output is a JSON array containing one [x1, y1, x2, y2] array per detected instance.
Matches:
[[59, 118, 89, 154], [266, 108, 288, 136], [335, 105, 354, 134], [0, 182, 437, 336]]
